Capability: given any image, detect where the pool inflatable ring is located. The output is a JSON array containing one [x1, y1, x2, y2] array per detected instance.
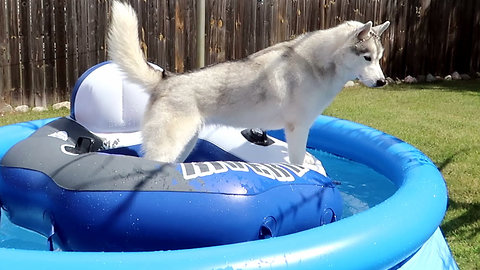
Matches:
[[0, 115, 458, 269], [0, 62, 342, 252]]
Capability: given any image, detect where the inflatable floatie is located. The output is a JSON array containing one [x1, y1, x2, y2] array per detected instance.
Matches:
[[0, 62, 342, 252]]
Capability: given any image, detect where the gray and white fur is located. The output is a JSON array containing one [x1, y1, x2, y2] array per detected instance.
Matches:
[[107, 1, 390, 165]]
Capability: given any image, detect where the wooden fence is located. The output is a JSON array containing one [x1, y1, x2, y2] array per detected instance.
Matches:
[[1, 0, 479, 107]]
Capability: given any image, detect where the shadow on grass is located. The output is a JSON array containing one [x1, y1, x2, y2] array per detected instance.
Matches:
[[441, 199, 480, 239], [437, 146, 480, 239], [436, 147, 479, 172], [385, 80, 480, 93]]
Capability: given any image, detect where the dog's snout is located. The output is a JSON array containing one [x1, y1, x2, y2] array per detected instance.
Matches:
[[376, 79, 386, 87]]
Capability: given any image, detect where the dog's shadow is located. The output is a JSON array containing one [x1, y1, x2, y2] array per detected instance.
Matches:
[[438, 147, 480, 240], [441, 200, 480, 240]]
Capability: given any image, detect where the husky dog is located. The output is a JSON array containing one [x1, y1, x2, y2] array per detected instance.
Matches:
[[108, 1, 390, 165]]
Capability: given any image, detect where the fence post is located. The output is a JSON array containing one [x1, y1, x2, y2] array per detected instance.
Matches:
[[197, 0, 205, 68]]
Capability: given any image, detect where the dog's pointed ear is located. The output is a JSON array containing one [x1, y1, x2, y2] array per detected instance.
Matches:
[[373, 21, 390, 36], [355, 21, 373, 40]]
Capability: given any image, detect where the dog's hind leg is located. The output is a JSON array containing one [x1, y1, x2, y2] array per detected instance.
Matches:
[[142, 110, 202, 163], [177, 130, 199, 162]]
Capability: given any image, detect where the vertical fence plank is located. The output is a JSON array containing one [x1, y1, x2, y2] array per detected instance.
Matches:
[[224, 0, 234, 59], [438, 0, 453, 75], [307, 0, 320, 31], [131, 0, 145, 61], [166, 0, 175, 71], [378, 0, 393, 76], [291, 0, 300, 37], [206, 0, 226, 65], [174, 0, 185, 72], [159, 0, 169, 69], [43, 0, 55, 104], [386, 0, 406, 77], [86, 1, 97, 67], [245, 1, 257, 56], [185, 0, 197, 70], [145, 0, 159, 64], [0, 0, 11, 104], [207, 0, 214, 64], [96, 0, 108, 64], [6, 0, 20, 105], [66, 0, 78, 93], [54, 0, 68, 103], [453, 0, 474, 74], [255, 0, 266, 52], [31, 0, 45, 107], [274, 0, 285, 42], [19, 0, 33, 106], [471, 0, 480, 73], [171, 0, 197, 71], [265, 0, 274, 46], [76, 1, 88, 76]]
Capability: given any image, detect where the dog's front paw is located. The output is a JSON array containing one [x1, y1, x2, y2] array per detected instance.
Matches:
[[303, 153, 317, 165], [302, 153, 327, 177]]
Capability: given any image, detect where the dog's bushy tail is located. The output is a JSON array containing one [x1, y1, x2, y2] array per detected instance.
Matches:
[[107, 1, 161, 92]]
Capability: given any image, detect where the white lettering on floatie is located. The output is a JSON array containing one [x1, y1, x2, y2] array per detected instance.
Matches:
[[180, 161, 309, 181], [48, 131, 68, 141]]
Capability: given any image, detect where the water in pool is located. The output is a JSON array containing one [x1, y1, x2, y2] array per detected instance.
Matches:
[[0, 149, 397, 251], [308, 149, 397, 217]]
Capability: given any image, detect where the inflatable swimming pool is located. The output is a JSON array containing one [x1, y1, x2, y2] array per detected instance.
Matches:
[[0, 62, 458, 269]]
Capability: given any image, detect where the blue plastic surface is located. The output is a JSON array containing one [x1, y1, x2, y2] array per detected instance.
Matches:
[[0, 118, 342, 252], [0, 118, 57, 158], [0, 116, 456, 269]]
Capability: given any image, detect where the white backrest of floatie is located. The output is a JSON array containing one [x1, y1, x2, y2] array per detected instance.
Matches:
[[71, 61, 162, 133]]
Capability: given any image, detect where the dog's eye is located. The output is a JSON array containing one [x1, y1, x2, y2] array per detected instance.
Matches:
[[363, 56, 372, 62]]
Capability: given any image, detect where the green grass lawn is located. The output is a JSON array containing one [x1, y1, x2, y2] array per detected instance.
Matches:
[[324, 80, 480, 269], [0, 81, 478, 268], [0, 107, 70, 126]]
